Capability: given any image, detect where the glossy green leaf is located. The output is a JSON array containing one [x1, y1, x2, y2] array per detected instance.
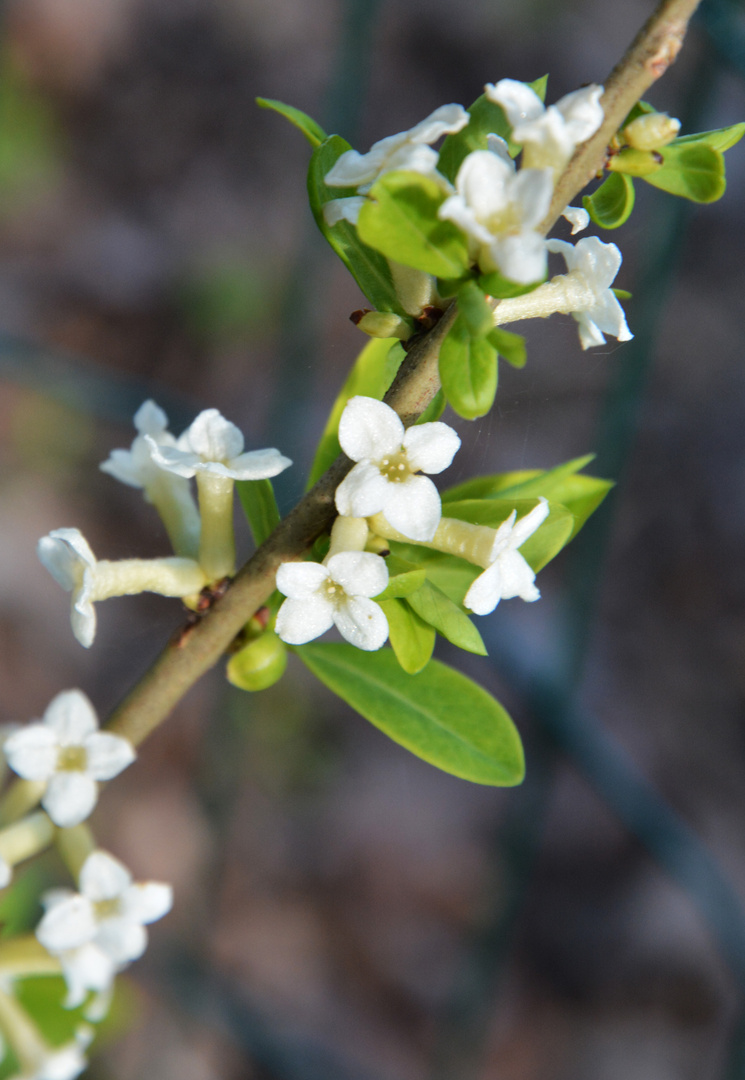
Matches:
[[256, 98, 327, 148], [478, 269, 544, 299], [378, 598, 435, 673], [643, 143, 726, 202], [489, 326, 527, 368], [443, 454, 596, 503], [236, 479, 280, 547], [307, 337, 404, 487], [388, 544, 480, 606], [675, 122, 745, 153], [375, 568, 428, 600], [357, 171, 470, 277], [458, 280, 494, 338], [297, 643, 524, 785], [439, 316, 498, 420], [407, 580, 487, 654], [308, 136, 410, 318], [443, 498, 574, 572], [540, 473, 613, 538], [583, 172, 636, 229]]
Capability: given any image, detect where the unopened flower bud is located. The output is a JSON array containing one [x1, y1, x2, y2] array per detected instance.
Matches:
[[227, 631, 288, 691], [607, 146, 664, 176], [623, 112, 680, 151], [351, 310, 411, 340]]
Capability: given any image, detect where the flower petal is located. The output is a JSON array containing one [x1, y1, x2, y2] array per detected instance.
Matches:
[[406, 103, 469, 144], [70, 594, 97, 650], [134, 400, 169, 436], [83, 732, 136, 781], [323, 196, 367, 227], [402, 422, 461, 474], [275, 561, 329, 599], [492, 229, 547, 285], [4, 725, 59, 781], [146, 439, 201, 479], [120, 882, 173, 925], [60, 944, 117, 1009], [224, 448, 292, 480], [382, 474, 442, 541], [337, 396, 404, 461], [326, 551, 389, 598], [485, 79, 545, 126], [95, 917, 148, 964], [80, 851, 132, 903], [333, 597, 389, 651], [37, 895, 97, 953], [185, 409, 244, 462], [43, 773, 98, 828], [509, 498, 549, 548], [275, 596, 335, 645], [38, 529, 94, 591], [498, 550, 540, 601], [464, 563, 502, 616], [44, 690, 98, 744], [556, 84, 604, 143], [561, 206, 590, 234], [335, 462, 390, 518]]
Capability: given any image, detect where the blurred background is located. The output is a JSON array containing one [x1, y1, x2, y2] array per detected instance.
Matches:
[[0, 0, 744, 1076]]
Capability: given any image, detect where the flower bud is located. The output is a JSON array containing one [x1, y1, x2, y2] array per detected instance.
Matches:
[[623, 112, 680, 151], [351, 310, 411, 340], [607, 146, 663, 177], [227, 631, 287, 692]]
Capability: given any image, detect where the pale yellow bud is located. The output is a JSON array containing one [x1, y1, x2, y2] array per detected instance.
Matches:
[[623, 112, 681, 151], [352, 310, 412, 340]]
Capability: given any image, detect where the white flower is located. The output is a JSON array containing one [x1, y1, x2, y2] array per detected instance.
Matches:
[[546, 235, 633, 349], [464, 499, 549, 615], [54, 944, 117, 1012], [486, 79, 604, 173], [4, 691, 135, 828], [36, 851, 172, 991], [322, 103, 469, 226], [147, 408, 292, 481], [438, 146, 552, 284], [334, 397, 460, 542], [99, 400, 176, 490], [276, 551, 389, 651]]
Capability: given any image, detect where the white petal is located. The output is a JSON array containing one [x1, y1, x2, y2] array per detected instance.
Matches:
[[492, 230, 547, 285], [337, 396, 404, 461], [324, 146, 388, 188], [335, 462, 391, 518], [382, 474, 442, 541], [438, 192, 494, 247], [37, 895, 97, 953], [83, 732, 136, 780], [588, 291, 633, 342], [556, 84, 604, 143], [498, 550, 540, 601], [4, 725, 59, 781], [485, 79, 545, 126], [575, 235, 622, 290], [275, 561, 330, 599], [60, 944, 117, 1008], [454, 150, 513, 220], [509, 498, 550, 548], [120, 882, 173, 924], [378, 142, 440, 180], [575, 312, 607, 350], [43, 773, 98, 828], [99, 449, 143, 489], [406, 103, 469, 143], [334, 597, 389, 650], [70, 595, 96, 650], [545, 237, 575, 265], [224, 448, 292, 480], [561, 206, 590, 234], [0, 856, 11, 889], [403, 422, 460, 474], [95, 916, 148, 964], [275, 596, 335, 645], [465, 563, 503, 616], [185, 409, 244, 461], [80, 851, 132, 902], [510, 167, 554, 228], [133, 400, 169, 436], [44, 690, 98, 744], [326, 551, 389, 598], [38, 529, 94, 591], [41, 888, 76, 912], [146, 438, 201, 479], [323, 196, 367, 226], [486, 133, 513, 164], [36, 1041, 88, 1080]]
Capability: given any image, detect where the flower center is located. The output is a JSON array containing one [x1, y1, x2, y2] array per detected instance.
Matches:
[[322, 579, 347, 606], [484, 202, 521, 236], [56, 746, 88, 772], [378, 451, 411, 483], [94, 898, 121, 920]]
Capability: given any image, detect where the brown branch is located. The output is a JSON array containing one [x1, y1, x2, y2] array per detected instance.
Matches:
[[107, 0, 702, 747]]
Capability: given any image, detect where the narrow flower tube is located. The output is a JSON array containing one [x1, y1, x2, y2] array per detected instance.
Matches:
[[0, 811, 55, 883]]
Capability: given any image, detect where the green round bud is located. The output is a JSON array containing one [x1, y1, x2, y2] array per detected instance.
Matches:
[[227, 631, 287, 692]]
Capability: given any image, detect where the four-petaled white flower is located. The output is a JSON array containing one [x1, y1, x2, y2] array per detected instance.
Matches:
[[486, 79, 604, 173], [335, 397, 460, 542], [438, 139, 552, 284], [36, 850, 172, 1008], [464, 498, 550, 615], [322, 103, 469, 226], [276, 552, 389, 651], [546, 235, 633, 349], [146, 408, 292, 481], [4, 691, 135, 828]]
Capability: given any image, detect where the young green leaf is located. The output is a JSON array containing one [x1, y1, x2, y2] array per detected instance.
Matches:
[[236, 479, 281, 547], [378, 597, 435, 673], [583, 172, 636, 229], [374, 568, 428, 600], [256, 98, 327, 148], [406, 580, 487, 655], [642, 143, 726, 202], [478, 269, 544, 299], [416, 388, 446, 424], [439, 316, 498, 420], [675, 122, 745, 153], [458, 280, 494, 338], [443, 454, 596, 503], [307, 136, 410, 318], [296, 643, 525, 785], [307, 337, 404, 487], [357, 171, 471, 278], [489, 326, 527, 368], [387, 545, 480, 606]]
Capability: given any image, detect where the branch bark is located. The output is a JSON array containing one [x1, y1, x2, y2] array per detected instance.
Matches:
[[106, 0, 702, 747]]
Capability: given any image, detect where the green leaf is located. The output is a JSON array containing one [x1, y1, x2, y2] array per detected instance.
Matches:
[[378, 597, 435, 673], [256, 97, 327, 148], [443, 498, 574, 572], [388, 545, 480, 605], [417, 387, 446, 423], [478, 270, 544, 299], [643, 143, 726, 202], [583, 172, 636, 229], [439, 316, 498, 420], [437, 76, 548, 183], [406, 580, 487, 655], [375, 568, 428, 600], [540, 473, 613, 538], [443, 454, 597, 503], [296, 643, 524, 784], [308, 136, 411, 318], [236, 479, 281, 547], [675, 122, 745, 153], [307, 337, 404, 487], [357, 171, 470, 277], [489, 326, 527, 368], [458, 280, 494, 338]]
